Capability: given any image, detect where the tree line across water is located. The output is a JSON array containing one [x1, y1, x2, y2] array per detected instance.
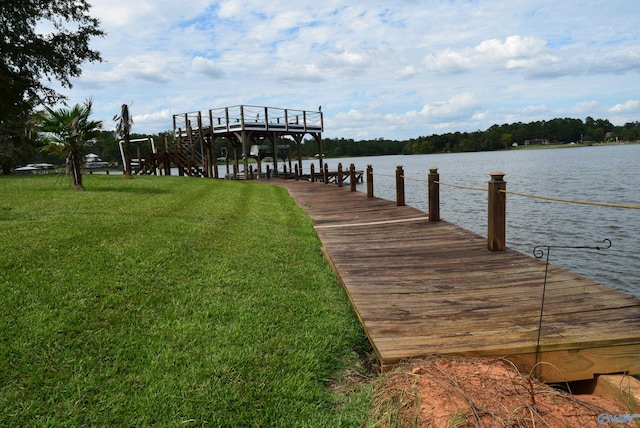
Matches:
[[310, 117, 640, 158]]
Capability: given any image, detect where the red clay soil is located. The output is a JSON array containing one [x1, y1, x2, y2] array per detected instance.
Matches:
[[371, 355, 634, 427]]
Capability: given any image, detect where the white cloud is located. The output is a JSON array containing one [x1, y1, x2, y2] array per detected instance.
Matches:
[[573, 101, 600, 114], [610, 100, 639, 113], [420, 93, 482, 121], [425, 35, 559, 74], [395, 65, 417, 80], [474, 36, 547, 61], [191, 57, 224, 79], [133, 109, 171, 124], [424, 48, 473, 73], [335, 109, 366, 120], [268, 62, 324, 82], [217, 0, 245, 19]]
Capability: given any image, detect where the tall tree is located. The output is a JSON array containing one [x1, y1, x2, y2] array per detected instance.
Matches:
[[35, 99, 102, 190], [0, 0, 103, 173], [114, 104, 134, 178]]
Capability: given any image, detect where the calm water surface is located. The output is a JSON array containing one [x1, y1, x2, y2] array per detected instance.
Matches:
[[305, 145, 639, 298]]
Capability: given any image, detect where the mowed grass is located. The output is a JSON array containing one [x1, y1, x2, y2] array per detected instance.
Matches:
[[0, 174, 372, 426]]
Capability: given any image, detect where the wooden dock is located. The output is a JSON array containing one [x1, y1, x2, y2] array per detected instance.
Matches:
[[276, 180, 640, 382]]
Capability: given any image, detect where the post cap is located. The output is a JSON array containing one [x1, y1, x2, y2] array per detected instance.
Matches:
[[489, 171, 506, 181]]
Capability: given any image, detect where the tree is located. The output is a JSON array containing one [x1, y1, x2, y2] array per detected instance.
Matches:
[[114, 104, 134, 178], [35, 99, 102, 190], [0, 0, 103, 173], [0, 107, 37, 174]]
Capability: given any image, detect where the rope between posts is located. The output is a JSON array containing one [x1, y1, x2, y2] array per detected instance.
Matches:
[[400, 175, 428, 183], [434, 180, 486, 192], [372, 172, 396, 178], [368, 170, 640, 209], [500, 189, 640, 209]]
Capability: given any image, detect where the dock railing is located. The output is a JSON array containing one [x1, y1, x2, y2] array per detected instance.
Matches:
[[320, 162, 640, 252]]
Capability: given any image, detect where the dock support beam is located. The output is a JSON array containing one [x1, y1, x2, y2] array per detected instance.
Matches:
[[428, 167, 440, 221], [396, 165, 405, 206], [350, 164, 357, 192], [488, 171, 506, 251], [366, 165, 374, 198]]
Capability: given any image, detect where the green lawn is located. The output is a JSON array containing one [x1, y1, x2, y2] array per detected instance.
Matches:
[[0, 174, 372, 426]]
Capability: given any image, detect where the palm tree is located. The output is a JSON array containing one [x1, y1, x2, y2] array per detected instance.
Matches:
[[35, 99, 102, 190], [113, 104, 133, 178]]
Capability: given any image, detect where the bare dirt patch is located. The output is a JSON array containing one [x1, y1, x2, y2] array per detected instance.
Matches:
[[371, 355, 633, 427]]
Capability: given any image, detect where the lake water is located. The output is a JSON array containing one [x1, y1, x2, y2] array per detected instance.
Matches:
[[298, 145, 639, 298]]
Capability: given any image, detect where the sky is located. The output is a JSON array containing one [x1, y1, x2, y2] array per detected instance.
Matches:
[[57, 0, 640, 140]]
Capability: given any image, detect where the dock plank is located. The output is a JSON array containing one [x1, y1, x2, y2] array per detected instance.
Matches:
[[275, 180, 640, 382]]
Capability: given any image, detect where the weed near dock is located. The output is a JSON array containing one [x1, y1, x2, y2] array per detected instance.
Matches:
[[372, 355, 631, 427]]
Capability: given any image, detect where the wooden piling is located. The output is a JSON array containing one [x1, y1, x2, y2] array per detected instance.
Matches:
[[396, 165, 405, 206], [350, 163, 357, 192], [366, 165, 374, 198], [428, 167, 440, 222], [337, 163, 344, 187], [488, 171, 506, 251]]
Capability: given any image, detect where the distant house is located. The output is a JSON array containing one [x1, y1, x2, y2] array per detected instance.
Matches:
[[83, 153, 108, 168], [524, 138, 550, 145]]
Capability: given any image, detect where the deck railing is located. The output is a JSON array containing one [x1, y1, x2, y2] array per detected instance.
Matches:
[[205, 105, 323, 134]]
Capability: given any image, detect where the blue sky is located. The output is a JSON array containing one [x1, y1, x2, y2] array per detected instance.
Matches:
[[59, 0, 640, 140]]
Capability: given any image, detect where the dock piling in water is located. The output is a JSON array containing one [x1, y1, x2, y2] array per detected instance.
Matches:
[[488, 171, 506, 251], [395, 165, 405, 206], [428, 167, 440, 222]]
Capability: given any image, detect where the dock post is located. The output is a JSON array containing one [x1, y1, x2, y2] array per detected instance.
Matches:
[[349, 163, 356, 192], [294, 164, 299, 181], [337, 163, 344, 187], [266, 165, 271, 179], [396, 165, 405, 206], [366, 165, 374, 198], [488, 171, 506, 251], [283, 164, 288, 179], [323, 163, 329, 184], [428, 167, 440, 222], [310, 163, 315, 182], [163, 135, 172, 176]]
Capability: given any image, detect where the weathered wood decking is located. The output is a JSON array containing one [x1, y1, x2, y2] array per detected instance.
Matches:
[[277, 180, 640, 382]]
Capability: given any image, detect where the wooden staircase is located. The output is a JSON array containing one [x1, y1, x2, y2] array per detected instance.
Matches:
[[169, 128, 206, 177]]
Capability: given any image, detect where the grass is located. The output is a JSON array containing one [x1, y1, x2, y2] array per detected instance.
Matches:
[[0, 174, 373, 426]]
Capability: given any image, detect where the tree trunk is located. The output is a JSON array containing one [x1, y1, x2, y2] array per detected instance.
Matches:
[[1, 161, 11, 175], [123, 133, 132, 178], [70, 151, 84, 190]]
